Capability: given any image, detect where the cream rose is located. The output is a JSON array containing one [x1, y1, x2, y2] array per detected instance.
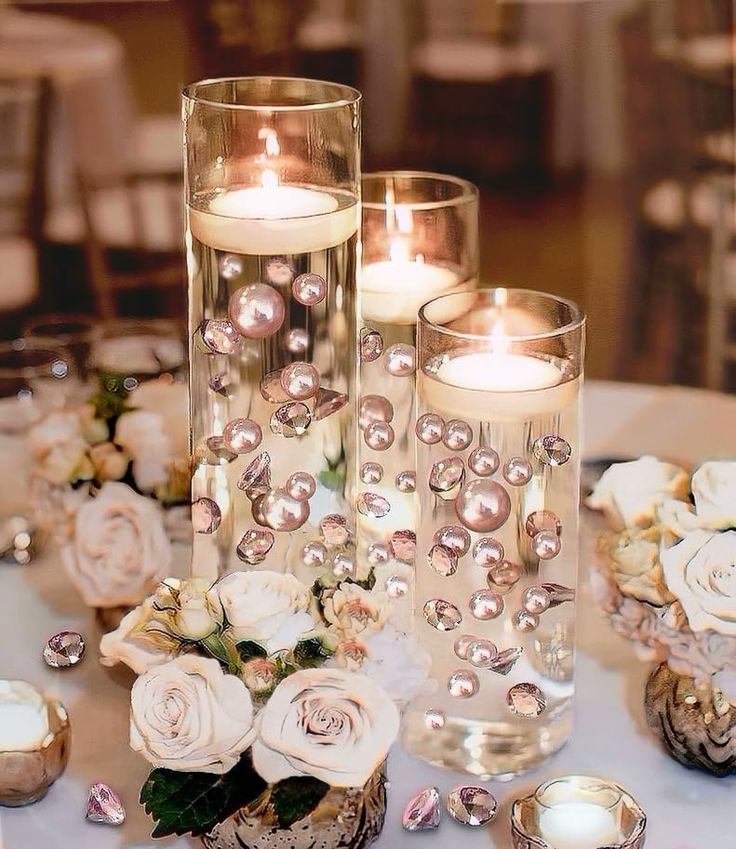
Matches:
[[89, 441, 129, 482], [587, 456, 689, 529], [100, 598, 178, 674], [63, 482, 171, 607], [606, 527, 675, 606], [115, 410, 170, 491], [127, 380, 189, 458], [252, 668, 399, 787], [213, 571, 317, 652], [661, 530, 736, 635], [660, 461, 736, 536], [130, 655, 256, 774], [29, 411, 92, 485], [323, 584, 390, 636], [154, 577, 222, 641]]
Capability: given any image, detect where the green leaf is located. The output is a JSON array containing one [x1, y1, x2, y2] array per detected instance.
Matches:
[[318, 469, 344, 491], [271, 776, 329, 828], [89, 372, 132, 422], [292, 636, 334, 668], [200, 633, 241, 675], [343, 568, 376, 592], [140, 753, 267, 838], [236, 640, 268, 663]]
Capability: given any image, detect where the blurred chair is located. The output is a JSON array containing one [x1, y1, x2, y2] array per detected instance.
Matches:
[[705, 176, 736, 390], [0, 76, 50, 333], [181, 0, 305, 78], [296, 0, 362, 90], [619, 2, 735, 382], [409, 0, 551, 183]]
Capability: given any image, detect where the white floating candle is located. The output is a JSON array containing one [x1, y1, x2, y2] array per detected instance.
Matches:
[[538, 801, 619, 849], [0, 683, 49, 752], [361, 257, 463, 324], [189, 169, 358, 255], [437, 351, 561, 392]]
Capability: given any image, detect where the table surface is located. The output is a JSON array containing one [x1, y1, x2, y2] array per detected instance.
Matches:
[[1, 380, 734, 849]]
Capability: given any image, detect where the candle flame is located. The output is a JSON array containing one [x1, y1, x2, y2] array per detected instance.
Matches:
[[261, 168, 279, 190], [259, 128, 281, 157], [389, 237, 410, 263]]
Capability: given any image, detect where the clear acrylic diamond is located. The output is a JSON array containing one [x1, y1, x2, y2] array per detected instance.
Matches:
[[208, 372, 233, 397], [423, 598, 462, 631], [542, 582, 576, 606], [313, 388, 349, 420], [204, 436, 238, 463], [270, 402, 311, 437], [488, 646, 524, 675], [424, 709, 446, 730], [260, 369, 289, 403], [429, 457, 465, 498], [319, 514, 351, 546], [386, 574, 409, 598], [360, 328, 383, 362], [196, 319, 240, 355], [402, 786, 441, 831], [533, 434, 572, 467], [43, 631, 85, 668], [446, 786, 497, 827], [486, 560, 522, 593], [427, 543, 458, 577], [389, 529, 416, 562], [237, 452, 271, 496], [507, 682, 546, 717], [357, 492, 391, 518], [236, 529, 274, 565], [192, 497, 221, 534], [86, 783, 125, 826]]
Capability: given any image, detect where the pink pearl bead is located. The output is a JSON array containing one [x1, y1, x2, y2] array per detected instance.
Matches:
[[228, 283, 285, 339]]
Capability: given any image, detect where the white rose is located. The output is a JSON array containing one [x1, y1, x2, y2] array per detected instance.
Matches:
[[163, 578, 222, 640], [323, 584, 390, 636], [127, 380, 189, 458], [252, 668, 399, 787], [586, 456, 689, 529], [661, 529, 736, 635], [29, 411, 92, 485], [89, 441, 129, 482], [115, 410, 170, 491], [130, 655, 256, 774], [213, 571, 316, 652], [63, 482, 171, 607], [100, 598, 177, 674], [660, 461, 736, 536]]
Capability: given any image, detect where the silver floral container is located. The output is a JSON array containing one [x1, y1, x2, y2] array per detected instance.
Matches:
[[645, 663, 736, 776], [201, 767, 387, 849], [0, 683, 71, 807], [511, 775, 646, 849]]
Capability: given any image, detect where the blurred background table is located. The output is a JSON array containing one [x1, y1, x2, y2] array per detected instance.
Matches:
[[0, 380, 733, 849]]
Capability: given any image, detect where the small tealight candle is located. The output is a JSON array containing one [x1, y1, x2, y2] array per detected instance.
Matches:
[[538, 801, 619, 849], [437, 351, 562, 393], [0, 680, 70, 806]]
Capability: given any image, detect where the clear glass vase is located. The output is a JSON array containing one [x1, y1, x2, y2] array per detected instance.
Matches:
[[402, 288, 585, 778], [183, 78, 361, 580], [357, 172, 478, 564]]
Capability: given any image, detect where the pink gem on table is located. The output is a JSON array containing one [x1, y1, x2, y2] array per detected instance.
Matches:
[[402, 786, 441, 831], [85, 783, 126, 826]]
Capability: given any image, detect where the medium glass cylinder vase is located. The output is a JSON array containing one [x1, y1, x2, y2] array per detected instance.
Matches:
[[184, 78, 361, 580], [357, 172, 478, 565], [402, 288, 585, 778]]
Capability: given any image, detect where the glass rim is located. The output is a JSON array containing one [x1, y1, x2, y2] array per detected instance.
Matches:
[[0, 339, 68, 378], [533, 776, 623, 813], [418, 287, 586, 343], [182, 76, 362, 113], [362, 170, 479, 211]]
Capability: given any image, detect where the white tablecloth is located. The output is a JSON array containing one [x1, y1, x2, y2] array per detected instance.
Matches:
[[1, 381, 734, 849]]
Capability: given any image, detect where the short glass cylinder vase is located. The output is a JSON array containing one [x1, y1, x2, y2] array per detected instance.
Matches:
[[201, 765, 386, 849], [402, 288, 585, 778], [184, 77, 361, 580], [357, 171, 478, 561]]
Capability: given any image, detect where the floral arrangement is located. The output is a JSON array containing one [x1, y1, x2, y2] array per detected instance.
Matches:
[[588, 456, 736, 709], [30, 376, 189, 609], [100, 568, 428, 839]]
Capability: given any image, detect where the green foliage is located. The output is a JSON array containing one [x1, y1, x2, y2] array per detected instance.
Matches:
[[236, 640, 268, 663], [88, 372, 132, 422], [140, 754, 267, 838], [292, 636, 334, 668], [271, 777, 330, 828], [318, 468, 345, 491]]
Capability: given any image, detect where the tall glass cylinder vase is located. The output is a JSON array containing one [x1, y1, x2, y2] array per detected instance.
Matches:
[[184, 78, 361, 580], [403, 289, 585, 778], [357, 172, 478, 569]]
